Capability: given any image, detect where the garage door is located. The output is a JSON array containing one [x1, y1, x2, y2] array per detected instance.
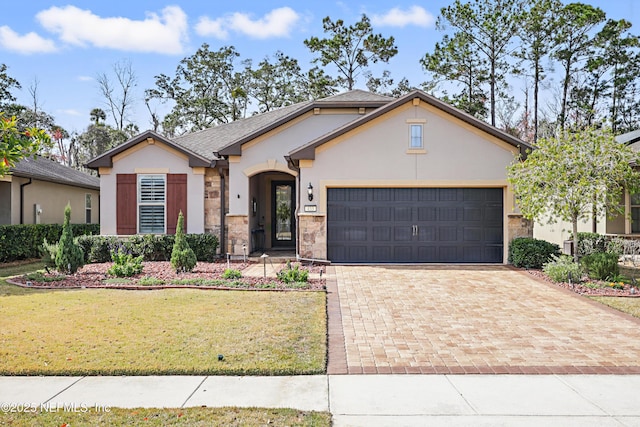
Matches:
[[327, 188, 503, 263]]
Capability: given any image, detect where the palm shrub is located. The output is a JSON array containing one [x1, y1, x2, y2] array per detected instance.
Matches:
[[55, 204, 84, 274], [107, 247, 143, 277], [170, 211, 197, 272]]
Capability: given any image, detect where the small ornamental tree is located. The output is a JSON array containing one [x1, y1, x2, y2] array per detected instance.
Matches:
[[55, 204, 84, 274], [170, 211, 196, 272], [508, 127, 640, 262]]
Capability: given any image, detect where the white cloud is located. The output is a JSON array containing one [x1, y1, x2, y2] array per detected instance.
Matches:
[[59, 109, 82, 116], [196, 7, 300, 39], [371, 6, 435, 28], [0, 26, 57, 54], [195, 17, 228, 39], [77, 76, 93, 82], [35, 5, 188, 55]]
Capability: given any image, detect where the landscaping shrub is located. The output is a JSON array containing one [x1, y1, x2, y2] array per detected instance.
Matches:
[[543, 255, 584, 283], [0, 223, 99, 262], [581, 252, 620, 280], [508, 237, 560, 269], [186, 233, 219, 262], [572, 232, 607, 257], [54, 204, 84, 274], [74, 233, 218, 263], [107, 248, 144, 277], [222, 268, 242, 279], [40, 238, 58, 269], [277, 261, 309, 284], [170, 211, 197, 272]]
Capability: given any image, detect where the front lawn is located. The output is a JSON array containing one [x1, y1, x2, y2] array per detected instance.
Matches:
[[0, 285, 326, 375], [590, 296, 640, 318], [0, 260, 46, 296], [0, 407, 331, 427]]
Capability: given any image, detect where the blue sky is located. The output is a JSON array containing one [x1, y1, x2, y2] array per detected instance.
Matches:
[[1, 1, 639, 135]]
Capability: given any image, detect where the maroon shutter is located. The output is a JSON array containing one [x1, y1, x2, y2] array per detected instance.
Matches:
[[167, 174, 187, 234], [116, 174, 137, 235]]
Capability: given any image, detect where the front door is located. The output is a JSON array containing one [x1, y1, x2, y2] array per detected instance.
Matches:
[[272, 181, 296, 248]]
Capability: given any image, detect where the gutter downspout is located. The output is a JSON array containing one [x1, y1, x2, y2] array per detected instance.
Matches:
[[19, 178, 32, 224], [285, 156, 301, 258]]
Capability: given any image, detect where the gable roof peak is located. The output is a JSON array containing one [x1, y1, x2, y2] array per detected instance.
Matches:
[[317, 89, 395, 103]]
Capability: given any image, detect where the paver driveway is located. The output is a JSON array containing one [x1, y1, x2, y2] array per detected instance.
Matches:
[[326, 265, 640, 374]]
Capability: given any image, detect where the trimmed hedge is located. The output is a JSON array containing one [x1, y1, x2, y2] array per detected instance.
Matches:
[[75, 233, 219, 263], [0, 224, 99, 262], [508, 237, 560, 269]]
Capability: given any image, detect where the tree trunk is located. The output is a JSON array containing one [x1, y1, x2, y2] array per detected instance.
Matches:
[[533, 58, 539, 143], [573, 215, 579, 263]]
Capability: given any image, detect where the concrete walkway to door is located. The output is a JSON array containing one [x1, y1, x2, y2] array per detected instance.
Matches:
[[326, 265, 640, 375]]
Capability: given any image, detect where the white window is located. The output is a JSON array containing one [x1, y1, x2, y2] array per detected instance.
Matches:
[[409, 124, 423, 149], [85, 194, 92, 224], [138, 175, 165, 233]]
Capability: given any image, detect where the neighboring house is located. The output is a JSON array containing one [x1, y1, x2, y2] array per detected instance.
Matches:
[[87, 89, 533, 263], [533, 128, 640, 247], [0, 155, 100, 225]]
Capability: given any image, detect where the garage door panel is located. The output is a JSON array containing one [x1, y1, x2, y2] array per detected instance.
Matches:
[[348, 246, 368, 261], [373, 207, 392, 221], [395, 207, 412, 221], [372, 246, 391, 261], [439, 207, 459, 221], [349, 207, 367, 221], [394, 226, 412, 241], [373, 227, 391, 241], [464, 227, 482, 241], [418, 207, 437, 221], [394, 246, 412, 261], [464, 207, 482, 221], [327, 188, 503, 263], [439, 226, 458, 241]]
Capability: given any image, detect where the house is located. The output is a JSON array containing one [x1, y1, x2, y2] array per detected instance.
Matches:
[[533, 128, 640, 247], [87, 89, 534, 263], [0, 155, 100, 225]]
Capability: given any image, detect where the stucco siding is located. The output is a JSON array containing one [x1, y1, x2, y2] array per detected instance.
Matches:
[[228, 113, 360, 214], [9, 176, 98, 225], [304, 102, 517, 202], [101, 141, 204, 234]]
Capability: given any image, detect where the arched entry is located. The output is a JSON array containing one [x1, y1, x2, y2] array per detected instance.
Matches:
[[248, 171, 296, 253]]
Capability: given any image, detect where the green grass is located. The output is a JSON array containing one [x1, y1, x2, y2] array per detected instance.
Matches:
[[0, 261, 326, 376], [0, 407, 331, 426], [0, 261, 47, 296], [591, 296, 640, 318]]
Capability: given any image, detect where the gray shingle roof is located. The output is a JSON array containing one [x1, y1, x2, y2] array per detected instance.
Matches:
[[616, 129, 640, 145], [11, 155, 100, 190], [174, 90, 394, 158], [317, 89, 394, 103], [173, 101, 313, 159]]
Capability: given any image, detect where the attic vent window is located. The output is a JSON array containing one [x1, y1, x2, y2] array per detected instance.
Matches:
[[409, 124, 423, 149]]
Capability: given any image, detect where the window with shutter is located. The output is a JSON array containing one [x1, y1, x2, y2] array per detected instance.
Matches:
[[138, 175, 166, 233]]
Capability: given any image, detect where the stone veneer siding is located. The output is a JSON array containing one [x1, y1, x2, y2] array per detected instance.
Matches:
[[507, 213, 533, 242], [226, 215, 249, 255], [298, 214, 327, 259], [204, 168, 228, 252]]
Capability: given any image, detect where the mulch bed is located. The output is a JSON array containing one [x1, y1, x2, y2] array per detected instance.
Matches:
[[8, 261, 325, 291], [527, 269, 640, 297]]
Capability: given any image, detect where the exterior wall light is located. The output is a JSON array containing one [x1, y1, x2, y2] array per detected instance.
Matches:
[[307, 182, 314, 201]]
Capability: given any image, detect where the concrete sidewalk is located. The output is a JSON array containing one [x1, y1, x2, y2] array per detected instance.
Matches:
[[2, 375, 640, 426]]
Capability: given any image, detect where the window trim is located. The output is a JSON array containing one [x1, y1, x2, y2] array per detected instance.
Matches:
[[137, 174, 166, 234], [409, 123, 424, 149]]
